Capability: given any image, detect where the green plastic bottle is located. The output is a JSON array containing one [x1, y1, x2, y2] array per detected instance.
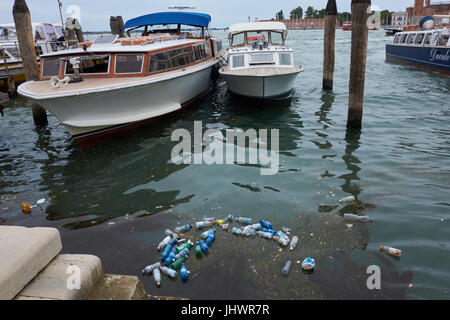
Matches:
[[195, 244, 202, 257], [170, 256, 186, 270], [176, 241, 193, 253]]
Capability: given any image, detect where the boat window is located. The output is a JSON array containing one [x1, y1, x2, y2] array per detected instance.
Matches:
[[438, 35, 449, 46], [35, 45, 43, 57], [423, 33, 432, 45], [42, 58, 61, 77], [148, 51, 171, 73], [5, 46, 20, 59], [35, 27, 45, 41], [271, 32, 283, 45], [407, 33, 416, 44], [65, 55, 110, 74], [193, 45, 201, 60], [247, 31, 269, 46], [183, 46, 195, 64], [168, 48, 186, 67], [232, 55, 245, 68], [415, 33, 425, 45], [231, 33, 245, 47], [393, 34, 400, 44], [400, 34, 408, 44], [115, 54, 144, 74], [200, 44, 206, 59], [279, 53, 291, 65]]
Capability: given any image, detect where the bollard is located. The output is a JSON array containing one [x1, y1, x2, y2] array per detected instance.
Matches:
[[13, 0, 48, 125], [323, 0, 337, 91], [347, 0, 371, 130]]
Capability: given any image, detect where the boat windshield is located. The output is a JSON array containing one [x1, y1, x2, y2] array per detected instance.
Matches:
[[230, 30, 285, 47]]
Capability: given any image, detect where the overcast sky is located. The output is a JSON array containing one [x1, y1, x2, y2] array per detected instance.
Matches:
[[0, 0, 438, 30]]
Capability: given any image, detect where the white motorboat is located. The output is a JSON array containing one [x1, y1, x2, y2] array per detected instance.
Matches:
[[18, 12, 222, 146], [219, 21, 303, 99]]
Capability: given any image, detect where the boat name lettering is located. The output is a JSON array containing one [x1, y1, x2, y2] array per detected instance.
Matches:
[[430, 49, 450, 62]]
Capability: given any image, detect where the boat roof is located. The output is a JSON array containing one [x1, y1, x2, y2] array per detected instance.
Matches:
[[123, 12, 211, 30], [228, 22, 287, 34]]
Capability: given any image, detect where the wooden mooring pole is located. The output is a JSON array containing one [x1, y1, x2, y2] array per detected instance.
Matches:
[[323, 0, 337, 91], [13, 0, 48, 125], [1, 49, 16, 97], [347, 0, 370, 130]]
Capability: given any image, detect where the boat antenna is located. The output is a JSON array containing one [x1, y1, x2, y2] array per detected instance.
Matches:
[[57, 0, 64, 29]]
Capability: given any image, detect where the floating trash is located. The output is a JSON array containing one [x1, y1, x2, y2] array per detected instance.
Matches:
[[282, 226, 291, 235], [232, 227, 243, 235], [195, 244, 202, 257], [164, 229, 179, 239], [220, 223, 229, 231], [379, 245, 402, 257], [236, 217, 252, 224], [20, 202, 31, 214], [180, 264, 189, 282], [142, 262, 160, 276], [174, 224, 192, 233], [198, 239, 209, 253], [157, 235, 172, 251], [289, 236, 299, 251], [339, 195, 355, 203], [160, 266, 177, 278], [260, 219, 272, 229], [343, 214, 373, 223], [170, 256, 186, 270], [195, 220, 214, 229], [301, 257, 316, 271], [153, 268, 161, 287], [256, 231, 273, 239], [281, 260, 292, 276], [161, 244, 173, 261]]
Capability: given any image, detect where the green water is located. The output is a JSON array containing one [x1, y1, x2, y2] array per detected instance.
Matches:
[[0, 30, 449, 299]]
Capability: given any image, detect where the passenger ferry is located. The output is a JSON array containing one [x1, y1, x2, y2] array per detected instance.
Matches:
[[386, 27, 450, 76], [18, 12, 222, 146]]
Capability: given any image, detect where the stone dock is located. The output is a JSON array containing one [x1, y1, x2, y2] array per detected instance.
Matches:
[[0, 225, 170, 300]]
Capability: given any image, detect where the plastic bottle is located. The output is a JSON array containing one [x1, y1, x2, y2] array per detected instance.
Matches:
[[142, 262, 161, 276], [281, 260, 292, 276], [282, 227, 291, 234], [276, 230, 289, 240], [198, 239, 209, 253], [164, 247, 178, 266], [289, 236, 299, 251], [256, 231, 273, 239], [220, 223, 229, 231], [250, 223, 262, 230], [379, 245, 402, 257], [205, 232, 215, 246], [259, 219, 272, 229], [170, 256, 186, 270], [174, 248, 189, 260], [217, 219, 225, 225], [202, 217, 215, 221], [260, 228, 276, 236], [274, 235, 290, 247], [242, 227, 256, 236], [157, 236, 172, 251], [301, 257, 315, 270], [227, 214, 234, 221], [339, 195, 356, 203], [232, 227, 243, 235], [153, 268, 161, 287], [180, 264, 188, 282], [343, 213, 373, 223], [164, 229, 179, 239], [200, 228, 215, 239], [195, 220, 214, 229], [174, 224, 192, 233], [236, 217, 252, 225], [161, 244, 173, 261], [195, 244, 202, 257], [176, 241, 193, 253], [160, 266, 177, 278]]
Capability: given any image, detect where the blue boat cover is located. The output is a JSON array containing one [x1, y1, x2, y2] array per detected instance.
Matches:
[[124, 12, 211, 29]]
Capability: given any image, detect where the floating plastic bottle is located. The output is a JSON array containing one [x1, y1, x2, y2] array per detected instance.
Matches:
[[220, 223, 229, 231], [198, 240, 209, 253], [202, 217, 215, 221], [274, 235, 290, 247], [217, 219, 225, 225], [174, 224, 192, 233], [236, 217, 252, 225], [301, 257, 315, 270], [200, 228, 215, 239], [174, 248, 189, 260], [164, 247, 177, 266], [161, 244, 173, 261], [170, 256, 186, 270], [242, 227, 256, 236], [289, 236, 299, 251], [249, 223, 262, 230], [157, 236, 172, 251], [160, 266, 177, 278], [195, 220, 214, 229], [153, 268, 161, 287], [282, 227, 291, 234], [281, 260, 292, 276], [276, 231, 289, 240], [180, 264, 188, 282], [164, 229, 179, 239], [232, 227, 243, 235], [343, 214, 373, 223], [227, 214, 234, 221], [142, 262, 161, 276], [256, 231, 273, 239], [206, 232, 215, 246], [379, 245, 402, 257], [176, 241, 193, 253], [260, 228, 276, 236], [259, 219, 272, 230], [339, 195, 356, 203], [195, 244, 202, 257]]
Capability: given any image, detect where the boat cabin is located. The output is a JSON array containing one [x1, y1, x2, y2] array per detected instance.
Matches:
[[392, 28, 450, 47]]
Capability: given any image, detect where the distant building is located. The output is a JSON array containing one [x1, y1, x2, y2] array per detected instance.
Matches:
[[391, 11, 408, 27], [262, 19, 340, 30], [406, 0, 450, 25]]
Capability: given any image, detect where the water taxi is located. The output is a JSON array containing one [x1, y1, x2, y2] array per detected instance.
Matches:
[[18, 12, 222, 146], [218, 21, 303, 99]]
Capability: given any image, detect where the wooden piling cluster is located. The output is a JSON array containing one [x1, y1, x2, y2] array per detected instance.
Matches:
[[13, 0, 48, 125], [322, 0, 337, 91]]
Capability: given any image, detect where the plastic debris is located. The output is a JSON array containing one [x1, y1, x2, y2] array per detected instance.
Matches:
[[250, 223, 262, 230], [205, 230, 215, 246], [174, 248, 189, 260], [220, 223, 229, 231], [164, 229, 179, 239], [260, 228, 276, 236], [232, 227, 243, 235], [217, 219, 225, 225], [289, 236, 299, 251], [142, 262, 160, 276], [379, 245, 402, 257], [242, 227, 256, 236], [174, 224, 192, 233], [236, 217, 252, 225], [282, 226, 291, 235], [176, 241, 193, 253], [201, 229, 215, 239], [260, 220, 272, 229], [281, 260, 292, 276], [343, 214, 373, 223], [195, 220, 214, 229], [195, 244, 202, 257], [301, 257, 315, 271], [160, 266, 177, 278], [180, 264, 189, 282], [170, 256, 186, 270], [256, 231, 273, 239], [20, 202, 31, 214], [153, 268, 161, 287], [339, 195, 356, 203], [164, 247, 177, 266], [226, 214, 234, 221], [274, 235, 290, 247], [161, 244, 173, 261], [157, 235, 172, 251], [198, 240, 209, 253]]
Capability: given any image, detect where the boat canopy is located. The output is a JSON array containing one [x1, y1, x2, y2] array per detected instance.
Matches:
[[123, 12, 211, 30], [228, 22, 287, 35]]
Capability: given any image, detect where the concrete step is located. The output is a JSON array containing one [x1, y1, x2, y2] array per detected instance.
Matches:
[[0, 226, 62, 300], [86, 274, 149, 300], [15, 254, 103, 300]]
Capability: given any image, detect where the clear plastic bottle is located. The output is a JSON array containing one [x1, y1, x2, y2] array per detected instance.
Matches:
[[180, 264, 188, 282], [379, 245, 401, 257], [195, 220, 214, 229], [227, 214, 234, 221], [220, 223, 229, 231], [232, 227, 243, 235], [157, 236, 172, 251], [276, 231, 289, 240], [202, 217, 215, 221], [164, 229, 179, 239], [242, 226, 256, 236], [343, 214, 373, 223], [281, 260, 292, 276], [259, 219, 272, 229], [174, 224, 192, 233], [153, 268, 161, 287], [273, 235, 290, 247], [289, 236, 299, 251], [160, 266, 177, 278], [250, 223, 262, 230], [161, 244, 173, 261], [256, 231, 273, 239], [339, 195, 356, 203], [236, 217, 252, 224], [174, 248, 189, 260], [142, 262, 161, 276], [200, 228, 215, 239]]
